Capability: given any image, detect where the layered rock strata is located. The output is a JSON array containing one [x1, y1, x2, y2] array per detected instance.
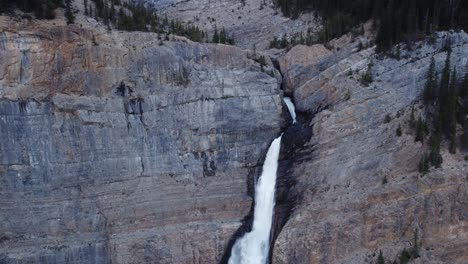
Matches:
[[0, 17, 283, 263], [273, 31, 468, 264]]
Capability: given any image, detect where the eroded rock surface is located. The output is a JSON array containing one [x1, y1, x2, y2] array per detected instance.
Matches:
[[273, 31, 468, 264], [0, 17, 283, 263]]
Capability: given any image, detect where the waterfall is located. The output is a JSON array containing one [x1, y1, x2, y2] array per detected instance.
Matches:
[[228, 136, 282, 264], [228, 97, 296, 264], [283, 97, 296, 123]]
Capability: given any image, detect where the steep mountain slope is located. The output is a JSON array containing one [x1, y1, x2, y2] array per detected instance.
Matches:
[[145, 0, 321, 49], [0, 16, 283, 263], [273, 31, 468, 264]]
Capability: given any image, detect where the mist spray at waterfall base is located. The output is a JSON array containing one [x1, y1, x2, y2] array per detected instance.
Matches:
[[228, 136, 282, 264]]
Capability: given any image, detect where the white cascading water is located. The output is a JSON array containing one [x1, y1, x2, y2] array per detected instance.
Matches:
[[283, 97, 296, 123], [228, 136, 282, 264], [228, 98, 296, 264]]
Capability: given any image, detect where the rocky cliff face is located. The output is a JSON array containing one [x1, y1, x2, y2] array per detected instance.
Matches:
[[144, 0, 321, 50], [273, 31, 468, 263], [1, 6, 468, 264], [0, 16, 284, 263]]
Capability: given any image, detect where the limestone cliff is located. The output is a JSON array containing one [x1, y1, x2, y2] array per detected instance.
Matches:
[[273, 31, 468, 264], [1, 4, 468, 264], [0, 16, 283, 263]]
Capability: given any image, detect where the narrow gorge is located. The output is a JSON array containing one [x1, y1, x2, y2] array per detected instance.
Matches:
[[1, 1, 468, 264]]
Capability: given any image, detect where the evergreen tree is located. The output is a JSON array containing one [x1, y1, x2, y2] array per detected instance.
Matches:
[[399, 248, 411, 264], [429, 127, 443, 168], [212, 24, 219, 43], [412, 229, 421, 258], [280, 34, 288, 48], [461, 64, 468, 98], [396, 124, 402, 137], [448, 68, 458, 153], [439, 50, 452, 131], [44, 0, 57, 19], [65, 0, 75, 25], [219, 27, 227, 44], [84, 0, 88, 16], [419, 153, 430, 175], [377, 250, 385, 264], [424, 57, 437, 103], [410, 106, 416, 128], [415, 117, 425, 143], [462, 65, 468, 150], [361, 61, 373, 87], [463, 119, 468, 150]]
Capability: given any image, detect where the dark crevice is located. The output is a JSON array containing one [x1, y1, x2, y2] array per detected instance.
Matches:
[[269, 113, 314, 263]]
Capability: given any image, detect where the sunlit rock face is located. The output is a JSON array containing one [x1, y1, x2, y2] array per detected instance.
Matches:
[[0, 17, 283, 263]]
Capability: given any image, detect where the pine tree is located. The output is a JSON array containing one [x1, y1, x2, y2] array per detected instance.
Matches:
[[399, 248, 411, 264], [429, 127, 443, 168], [377, 250, 385, 264], [410, 106, 416, 128], [439, 50, 452, 130], [463, 119, 468, 150], [280, 34, 288, 48], [396, 124, 402, 137], [424, 57, 437, 103], [448, 68, 458, 153], [419, 153, 430, 175], [84, 0, 88, 16], [212, 24, 219, 43], [415, 117, 425, 143], [65, 0, 75, 25], [412, 229, 420, 258], [219, 27, 227, 44], [461, 64, 468, 98], [462, 65, 468, 150], [270, 36, 279, 49]]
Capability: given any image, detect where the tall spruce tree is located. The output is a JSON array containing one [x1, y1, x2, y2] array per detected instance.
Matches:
[[448, 68, 458, 153], [84, 0, 88, 15], [419, 153, 430, 175], [463, 118, 468, 150], [212, 24, 219, 43], [415, 117, 425, 143], [219, 27, 227, 44], [412, 229, 421, 257], [429, 127, 443, 168], [65, 0, 75, 25], [424, 57, 437, 103], [377, 250, 385, 264], [439, 50, 452, 131], [462, 65, 468, 150], [461, 64, 468, 98]]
